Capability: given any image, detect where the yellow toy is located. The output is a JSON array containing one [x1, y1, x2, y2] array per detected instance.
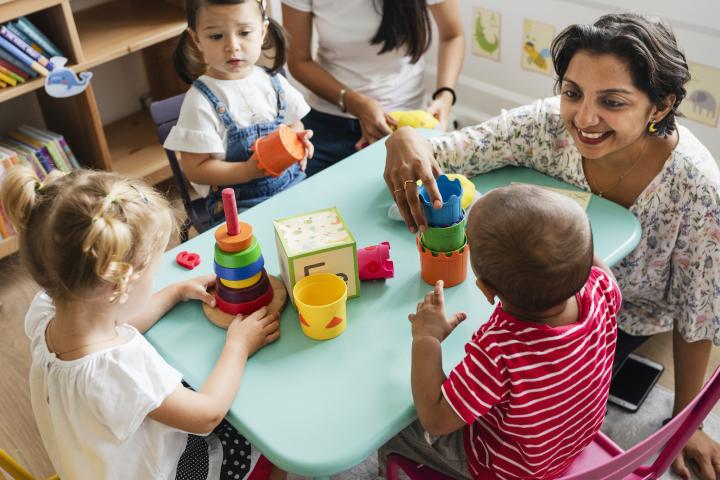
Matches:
[[388, 110, 440, 130], [416, 173, 477, 210]]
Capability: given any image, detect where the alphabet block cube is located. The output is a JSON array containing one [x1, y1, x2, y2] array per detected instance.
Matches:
[[274, 207, 360, 302]]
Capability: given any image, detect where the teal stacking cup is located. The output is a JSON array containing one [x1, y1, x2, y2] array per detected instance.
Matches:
[[421, 213, 466, 252]]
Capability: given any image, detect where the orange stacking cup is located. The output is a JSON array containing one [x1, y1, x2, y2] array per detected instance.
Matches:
[[253, 124, 305, 176], [416, 235, 468, 288]]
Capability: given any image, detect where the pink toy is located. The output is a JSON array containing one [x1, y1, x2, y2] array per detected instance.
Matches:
[[358, 241, 394, 280], [176, 251, 201, 270], [222, 187, 239, 236]]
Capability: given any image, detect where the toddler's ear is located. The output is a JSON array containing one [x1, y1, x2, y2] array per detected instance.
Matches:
[[475, 278, 497, 305]]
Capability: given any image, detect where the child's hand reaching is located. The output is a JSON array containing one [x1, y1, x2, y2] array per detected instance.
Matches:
[[175, 274, 217, 308], [296, 129, 314, 172], [226, 307, 281, 357], [408, 280, 467, 342]]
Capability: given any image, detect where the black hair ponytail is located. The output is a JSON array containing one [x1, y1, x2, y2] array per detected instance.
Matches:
[[173, 29, 206, 85], [370, 0, 431, 64], [262, 17, 287, 74]]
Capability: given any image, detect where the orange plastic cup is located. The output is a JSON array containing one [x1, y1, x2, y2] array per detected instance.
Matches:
[[416, 235, 468, 288], [253, 124, 305, 176]]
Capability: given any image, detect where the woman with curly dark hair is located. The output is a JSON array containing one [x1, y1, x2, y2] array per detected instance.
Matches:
[[384, 13, 720, 480]]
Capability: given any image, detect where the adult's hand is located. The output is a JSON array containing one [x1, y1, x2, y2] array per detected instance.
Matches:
[[383, 127, 443, 233], [346, 90, 397, 149], [672, 430, 720, 480], [426, 91, 454, 131]]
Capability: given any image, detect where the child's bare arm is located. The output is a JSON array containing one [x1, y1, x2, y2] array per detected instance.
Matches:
[[148, 307, 280, 434], [127, 275, 216, 334], [412, 336, 466, 435], [593, 254, 618, 285], [179, 151, 265, 185], [409, 281, 467, 435]]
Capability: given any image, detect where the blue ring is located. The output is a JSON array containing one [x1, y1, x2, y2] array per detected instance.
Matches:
[[214, 255, 265, 280]]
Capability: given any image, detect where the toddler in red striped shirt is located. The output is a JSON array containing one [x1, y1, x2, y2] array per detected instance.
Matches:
[[380, 184, 622, 480]]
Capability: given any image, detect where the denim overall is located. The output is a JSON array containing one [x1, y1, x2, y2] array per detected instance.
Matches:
[[193, 74, 305, 224]]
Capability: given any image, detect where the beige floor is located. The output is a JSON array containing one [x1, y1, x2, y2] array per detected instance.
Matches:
[[1, 204, 719, 476]]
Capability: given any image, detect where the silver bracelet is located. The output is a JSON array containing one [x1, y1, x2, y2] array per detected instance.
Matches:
[[338, 87, 348, 113]]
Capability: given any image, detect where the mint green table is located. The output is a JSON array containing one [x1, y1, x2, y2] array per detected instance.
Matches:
[[147, 133, 641, 479]]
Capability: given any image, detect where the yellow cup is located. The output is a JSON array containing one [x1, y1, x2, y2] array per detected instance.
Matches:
[[293, 273, 348, 340]]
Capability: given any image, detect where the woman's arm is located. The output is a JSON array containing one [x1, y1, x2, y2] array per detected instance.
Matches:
[[426, 0, 465, 130], [670, 334, 720, 480], [282, 4, 396, 148]]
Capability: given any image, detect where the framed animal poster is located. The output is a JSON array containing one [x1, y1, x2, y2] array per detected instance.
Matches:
[[472, 7, 501, 61], [680, 62, 720, 127], [521, 19, 554, 76]]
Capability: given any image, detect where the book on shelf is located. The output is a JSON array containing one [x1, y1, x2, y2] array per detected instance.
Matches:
[[0, 57, 29, 80], [14, 17, 63, 59], [1, 126, 79, 179], [0, 45, 36, 78], [0, 26, 54, 71], [0, 35, 49, 76], [4, 22, 43, 57]]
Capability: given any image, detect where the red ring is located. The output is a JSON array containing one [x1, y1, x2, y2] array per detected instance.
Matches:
[[215, 284, 273, 315]]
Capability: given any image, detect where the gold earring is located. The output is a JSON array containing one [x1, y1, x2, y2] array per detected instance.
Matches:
[[648, 121, 657, 134]]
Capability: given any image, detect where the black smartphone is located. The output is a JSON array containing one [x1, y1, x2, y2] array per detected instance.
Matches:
[[608, 353, 664, 412]]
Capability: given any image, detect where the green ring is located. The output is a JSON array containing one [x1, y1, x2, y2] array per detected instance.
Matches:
[[214, 237, 262, 269]]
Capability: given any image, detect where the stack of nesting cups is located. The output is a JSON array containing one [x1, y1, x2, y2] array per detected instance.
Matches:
[[416, 175, 469, 287], [212, 188, 273, 318]]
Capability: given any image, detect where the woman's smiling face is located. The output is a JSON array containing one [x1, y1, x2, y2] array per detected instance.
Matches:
[[559, 50, 656, 161]]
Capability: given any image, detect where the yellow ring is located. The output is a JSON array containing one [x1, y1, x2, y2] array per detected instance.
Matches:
[[220, 271, 263, 289]]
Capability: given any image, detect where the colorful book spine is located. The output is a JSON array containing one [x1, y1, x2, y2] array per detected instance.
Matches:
[[0, 139, 48, 178], [9, 131, 57, 171], [14, 17, 62, 58], [0, 70, 14, 86], [0, 80, 6, 88], [0, 57, 29, 79], [0, 26, 54, 70], [19, 126, 73, 171], [0, 47, 36, 77], [0, 64, 23, 83], [0, 36, 49, 76], [57, 137, 79, 169], [4, 22, 43, 55]]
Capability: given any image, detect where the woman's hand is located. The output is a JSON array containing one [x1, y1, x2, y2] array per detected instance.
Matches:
[[426, 91, 454, 131], [296, 129, 314, 172], [672, 430, 720, 480], [226, 307, 281, 357], [383, 127, 443, 233], [346, 90, 398, 149], [175, 274, 217, 308]]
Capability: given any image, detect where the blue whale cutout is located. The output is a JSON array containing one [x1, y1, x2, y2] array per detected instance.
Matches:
[[44, 57, 93, 98]]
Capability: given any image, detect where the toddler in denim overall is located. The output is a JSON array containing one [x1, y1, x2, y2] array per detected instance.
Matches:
[[193, 73, 306, 224]]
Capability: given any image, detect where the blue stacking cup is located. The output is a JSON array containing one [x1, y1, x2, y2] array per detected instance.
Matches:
[[418, 175, 463, 227]]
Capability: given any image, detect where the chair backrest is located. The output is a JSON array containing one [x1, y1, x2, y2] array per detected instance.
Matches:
[[148, 94, 194, 215], [560, 365, 720, 480], [0, 449, 58, 480]]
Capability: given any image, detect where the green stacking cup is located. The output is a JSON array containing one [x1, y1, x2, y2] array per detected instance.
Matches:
[[421, 214, 466, 252]]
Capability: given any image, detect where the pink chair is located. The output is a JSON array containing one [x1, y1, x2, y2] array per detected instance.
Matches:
[[386, 366, 720, 480]]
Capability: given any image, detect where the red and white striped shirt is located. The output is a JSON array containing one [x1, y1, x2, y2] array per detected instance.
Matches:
[[442, 267, 621, 480]]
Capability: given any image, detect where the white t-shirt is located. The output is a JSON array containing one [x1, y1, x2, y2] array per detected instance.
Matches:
[[164, 66, 310, 197], [281, 0, 443, 117], [26, 291, 187, 480]]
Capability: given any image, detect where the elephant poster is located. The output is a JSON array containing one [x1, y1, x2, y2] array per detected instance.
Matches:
[[680, 62, 720, 128]]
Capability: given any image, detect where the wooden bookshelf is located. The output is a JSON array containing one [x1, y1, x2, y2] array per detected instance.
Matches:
[[105, 110, 171, 185], [74, 0, 185, 70], [0, 0, 190, 259]]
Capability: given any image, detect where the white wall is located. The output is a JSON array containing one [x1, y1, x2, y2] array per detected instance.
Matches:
[[423, 0, 720, 157]]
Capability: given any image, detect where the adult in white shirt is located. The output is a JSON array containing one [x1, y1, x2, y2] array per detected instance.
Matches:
[[282, 0, 464, 176]]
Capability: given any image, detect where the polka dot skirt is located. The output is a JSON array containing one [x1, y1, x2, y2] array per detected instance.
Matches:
[[176, 419, 254, 479]]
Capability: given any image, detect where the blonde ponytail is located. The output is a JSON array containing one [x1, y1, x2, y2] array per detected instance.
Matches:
[[1, 166, 41, 232], [1, 168, 175, 304]]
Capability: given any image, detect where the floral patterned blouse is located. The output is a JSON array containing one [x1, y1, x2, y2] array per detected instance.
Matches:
[[431, 96, 720, 345]]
